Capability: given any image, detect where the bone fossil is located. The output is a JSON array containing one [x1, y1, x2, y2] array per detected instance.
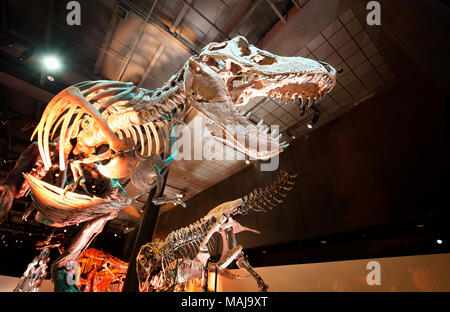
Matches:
[[0, 36, 335, 291], [137, 170, 298, 292]]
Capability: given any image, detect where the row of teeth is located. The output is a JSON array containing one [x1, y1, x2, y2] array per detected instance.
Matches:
[[236, 109, 289, 149], [232, 72, 333, 92]]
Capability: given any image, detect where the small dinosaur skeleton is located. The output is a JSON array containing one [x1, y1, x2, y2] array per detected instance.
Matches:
[[137, 170, 297, 292], [0, 36, 335, 290]]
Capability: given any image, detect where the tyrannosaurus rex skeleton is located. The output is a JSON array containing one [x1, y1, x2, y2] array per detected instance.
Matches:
[[0, 36, 335, 291]]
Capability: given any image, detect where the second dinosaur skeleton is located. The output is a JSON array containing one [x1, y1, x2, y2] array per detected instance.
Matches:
[[137, 170, 297, 292], [0, 36, 335, 290]]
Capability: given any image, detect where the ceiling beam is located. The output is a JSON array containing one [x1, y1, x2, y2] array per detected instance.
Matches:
[[119, 0, 198, 54], [219, 0, 257, 39], [137, 45, 165, 88], [258, 2, 302, 48], [170, 0, 194, 33], [94, 5, 122, 76], [179, 0, 230, 40], [265, 0, 286, 24]]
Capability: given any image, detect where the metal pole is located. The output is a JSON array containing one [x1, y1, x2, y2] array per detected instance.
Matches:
[[117, 0, 158, 81], [122, 172, 168, 292]]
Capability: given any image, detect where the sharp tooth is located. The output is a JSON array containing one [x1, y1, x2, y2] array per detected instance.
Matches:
[[245, 111, 251, 119], [281, 143, 290, 149], [271, 128, 279, 138], [257, 119, 264, 127], [240, 110, 246, 116], [275, 134, 282, 141]]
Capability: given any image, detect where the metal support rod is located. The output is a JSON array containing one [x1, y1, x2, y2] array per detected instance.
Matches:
[[179, 0, 230, 40], [117, 0, 158, 81], [122, 172, 169, 292], [290, 0, 301, 9], [119, 0, 198, 55]]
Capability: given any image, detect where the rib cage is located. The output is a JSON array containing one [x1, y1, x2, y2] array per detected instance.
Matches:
[[32, 78, 187, 170], [161, 217, 219, 272], [75, 80, 187, 158]]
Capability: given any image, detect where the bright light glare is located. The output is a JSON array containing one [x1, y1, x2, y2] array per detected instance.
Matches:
[[436, 239, 443, 245], [42, 55, 61, 71]]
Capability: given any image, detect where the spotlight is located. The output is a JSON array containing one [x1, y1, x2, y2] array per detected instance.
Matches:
[[63, 229, 67, 233], [307, 114, 320, 129], [320, 240, 327, 244], [436, 239, 443, 245], [42, 55, 62, 71], [245, 159, 250, 165], [114, 233, 118, 237], [46, 75, 55, 82], [287, 131, 296, 140], [18, 47, 35, 62]]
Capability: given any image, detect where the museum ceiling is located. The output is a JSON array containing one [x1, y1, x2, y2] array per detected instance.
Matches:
[[0, 0, 413, 239]]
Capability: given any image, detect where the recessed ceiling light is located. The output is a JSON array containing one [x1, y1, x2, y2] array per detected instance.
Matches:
[[307, 123, 312, 129], [47, 75, 55, 82], [436, 239, 443, 245]]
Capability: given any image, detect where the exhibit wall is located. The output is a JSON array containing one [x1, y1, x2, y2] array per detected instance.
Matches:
[[218, 253, 450, 292], [155, 77, 448, 250]]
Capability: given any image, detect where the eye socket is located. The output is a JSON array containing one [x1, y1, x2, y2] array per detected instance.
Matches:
[[208, 42, 227, 51], [252, 54, 277, 65], [237, 37, 251, 56]]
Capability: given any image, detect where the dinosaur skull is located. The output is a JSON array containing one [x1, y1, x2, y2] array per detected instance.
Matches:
[[184, 36, 336, 160], [199, 36, 336, 105]]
